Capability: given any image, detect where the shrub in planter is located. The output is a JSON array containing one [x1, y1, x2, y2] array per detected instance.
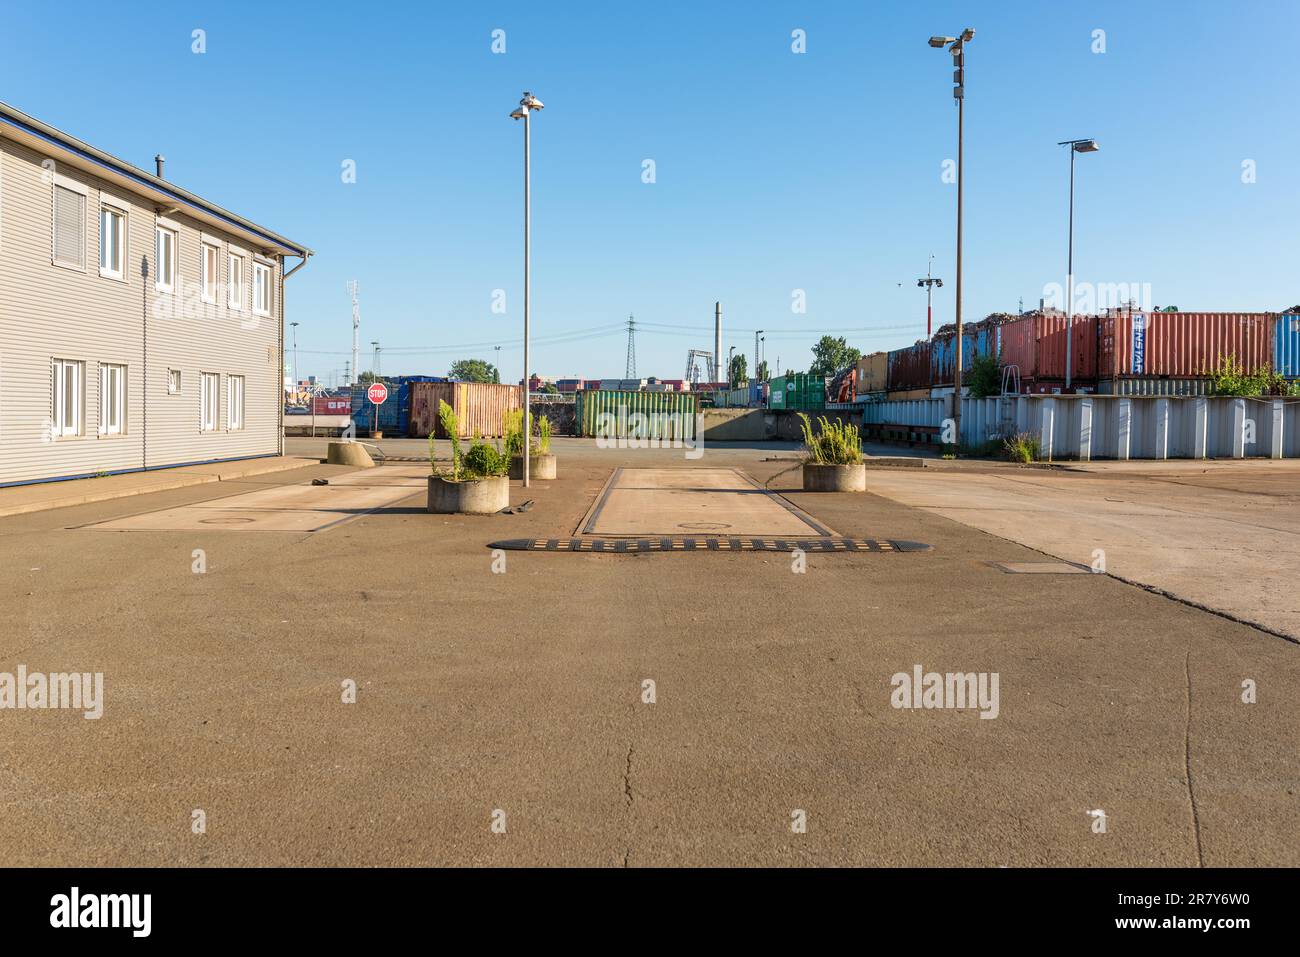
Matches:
[[504, 410, 557, 480], [798, 413, 866, 492], [427, 400, 510, 513]]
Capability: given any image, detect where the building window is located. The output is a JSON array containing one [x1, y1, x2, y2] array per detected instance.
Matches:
[[253, 262, 272, 316], [99, 363, 126, 435], [200, 372, 219, 432], [53, 359, 84, 438], [53, 185, 86, 270], [156, 225, 178, 292], [227, 254, 244, 310], [227, 375, 245, 430], [99, 206, 126, 279], [168, 369, 181, 394], [201, 242, 220, 303]]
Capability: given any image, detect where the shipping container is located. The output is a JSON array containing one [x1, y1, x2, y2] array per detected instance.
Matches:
[[1275, 314, 1300, 378], [855, 352, 888, 395], [768, 374, 827, 411], [886, 341, 932, 392], [349, 376, 446, 436], [1098, 377, 1212, 397], [997, 314, 1097, 383], [886, 388, 931, 401], [311, 396, 351, 415], [930, 322, 998, 386], [407, 381, 521, 438], [1098, 312, 1272, 379], [574, 390, 697, 439]]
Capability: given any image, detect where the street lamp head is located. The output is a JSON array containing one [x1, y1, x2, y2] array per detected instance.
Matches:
[[521, 91, 544, 110], [1074, 139, 1100, 153], [935, 278, 944, 287], [509, 107, 526, 120], [929, 35, 955, 47], [960, 28, 975, 41]]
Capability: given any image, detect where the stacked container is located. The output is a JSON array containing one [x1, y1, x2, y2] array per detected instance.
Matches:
[[930, 321, 999, 390], [854, 352, 888, 400], [350, 376, 446, 435], [886, 341, 931, 395], [1274, 314, 1300, 379], [573, 390, 698, 439], [1097, 312, 1273, 394], [996, 314, 1098, 392]]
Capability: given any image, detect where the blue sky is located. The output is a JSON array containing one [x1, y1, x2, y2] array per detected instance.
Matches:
[[3, 1, 1297, 383]]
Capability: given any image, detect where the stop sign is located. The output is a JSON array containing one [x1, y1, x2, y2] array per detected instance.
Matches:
[[367, 383, 388, 405]]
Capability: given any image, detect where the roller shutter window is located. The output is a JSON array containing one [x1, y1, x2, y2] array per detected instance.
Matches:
[[53, 185, 85, 269]]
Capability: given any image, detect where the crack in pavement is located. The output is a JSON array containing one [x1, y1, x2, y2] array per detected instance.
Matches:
[[1184, 650, 1205, 868]]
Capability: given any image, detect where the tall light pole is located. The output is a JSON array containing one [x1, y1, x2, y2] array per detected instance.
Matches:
[[511, 90, 544, 488], [290, 321, 300, 402], [1059, 138, 1099, 391], [754, 330, 763, 383], [727, 346, 736, 386], [929, 27, 973, 448], [494, 344, 502, 383], [917, 254, 943, 339]]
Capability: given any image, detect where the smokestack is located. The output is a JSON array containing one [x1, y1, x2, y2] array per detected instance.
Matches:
[[714, 301, 722, 384], [154, 154, 165, 178]]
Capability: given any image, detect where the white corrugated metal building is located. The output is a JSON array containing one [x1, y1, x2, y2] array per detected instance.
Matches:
[[0, 100, 311, 486]]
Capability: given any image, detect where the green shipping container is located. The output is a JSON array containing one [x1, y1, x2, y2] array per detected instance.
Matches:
[[574, 390, 697, 440], [769, 374, 825, 411]]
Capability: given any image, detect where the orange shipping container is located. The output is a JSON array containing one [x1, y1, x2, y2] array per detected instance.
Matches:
[[997, 314, 1097, 382], [408, 382, 522, 438], [1098, 313, 1273, 379], [855, 352, 888, 394]]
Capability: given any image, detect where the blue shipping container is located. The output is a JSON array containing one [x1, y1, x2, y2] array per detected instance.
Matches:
[[931, 324, 996, 386], [1276, 314, 1300, 378]]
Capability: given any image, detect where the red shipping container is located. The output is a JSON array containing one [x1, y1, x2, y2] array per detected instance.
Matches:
[[311, 396, 351, 415], [997, 314, 1097, 382], [1098, 313, 1272, 379], [887, 341, 932, 391]]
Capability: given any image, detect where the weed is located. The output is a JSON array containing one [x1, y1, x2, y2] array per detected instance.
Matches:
[[798, 413, 863, 465]]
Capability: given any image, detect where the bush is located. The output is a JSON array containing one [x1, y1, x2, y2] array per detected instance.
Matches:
[[967, 353, 1002, 398], [535, 415, 552, 455], [1003, 432, 1040, 463], [463, 441, 508, 478], [502, 408, 525, 459], [1208, 354, 1299, 397], [435, 401, 462, 479], [798, 413, 863, 465]]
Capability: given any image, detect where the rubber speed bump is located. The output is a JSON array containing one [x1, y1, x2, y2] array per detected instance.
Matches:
[[486, 537, 931, 553]]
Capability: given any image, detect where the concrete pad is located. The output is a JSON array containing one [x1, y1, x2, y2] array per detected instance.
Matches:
[[85, 466, 428, 533], [581, 467, 833, 536]]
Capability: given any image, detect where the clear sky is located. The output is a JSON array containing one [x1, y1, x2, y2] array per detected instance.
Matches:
[[3, 1, 1297, 384]]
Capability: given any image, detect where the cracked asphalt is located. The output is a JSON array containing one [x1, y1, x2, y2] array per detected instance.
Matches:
[[1, 439, 1296, 866]]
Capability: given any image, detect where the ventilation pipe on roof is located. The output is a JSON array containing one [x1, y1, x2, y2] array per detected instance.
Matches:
[[154, 154, 165, 178]]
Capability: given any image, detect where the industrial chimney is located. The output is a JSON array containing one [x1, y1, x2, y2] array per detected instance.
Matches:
[[714, 301, 722, 385]]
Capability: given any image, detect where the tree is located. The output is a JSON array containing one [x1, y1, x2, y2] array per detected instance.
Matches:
[[539, 383, 559, 395], [967, 353, 1002, 398], [756, 360, 769, 382], [728, 353, 748, 388], [808, 336, 862, 378], [449, 359, 499, 383], [357, 370, 378, 384]]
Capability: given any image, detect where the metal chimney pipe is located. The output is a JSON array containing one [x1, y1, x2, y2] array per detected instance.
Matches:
[[154, 154, 165, 178]]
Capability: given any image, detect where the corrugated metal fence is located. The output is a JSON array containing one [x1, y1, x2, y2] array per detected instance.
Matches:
[[574, 390, 697, 440], [862, 394, 1300, 460]]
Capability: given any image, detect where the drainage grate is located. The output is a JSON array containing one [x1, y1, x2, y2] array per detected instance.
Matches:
[[487, 537, 932, 554]]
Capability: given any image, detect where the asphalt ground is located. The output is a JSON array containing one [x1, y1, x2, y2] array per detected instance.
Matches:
[[1, 439, 1295, 866]]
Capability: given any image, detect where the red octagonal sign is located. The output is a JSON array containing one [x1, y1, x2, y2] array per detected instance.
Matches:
[[367, 383, 388, 405]]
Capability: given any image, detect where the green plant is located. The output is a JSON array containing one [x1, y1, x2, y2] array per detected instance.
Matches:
[[798, 413, 863, 465], [502, 408, 526, 459], [535, 415, 552, 455], [1003, 432, 1041, 464], [967, 353, 1002, 398], [462, 441, 508, 478], [436, 400, 462, 480], [1208, 354, 1300, 397]]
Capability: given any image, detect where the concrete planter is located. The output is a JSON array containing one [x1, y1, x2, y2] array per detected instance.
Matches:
[[802, 462, 867, 492], [427, 475, 509, 514], [508, 454, 557, 480]]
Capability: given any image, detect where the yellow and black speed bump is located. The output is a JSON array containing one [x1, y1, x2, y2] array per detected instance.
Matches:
[[487, 537, 932, 553]]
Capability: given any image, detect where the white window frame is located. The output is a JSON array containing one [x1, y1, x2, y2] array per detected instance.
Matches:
[[98, 197, 128, 281], [253, 260, 272, 316], [155, 222, 179, 292], [200, 240, 220, 303], [227, 253, 244, 311], [52, 176, 88, 272], [52, 358, 84, 438], [98, 363, 127, 436], [200, 372, 219, 432], [168, 368, 181, 395], [227, 374, 245, 430]]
